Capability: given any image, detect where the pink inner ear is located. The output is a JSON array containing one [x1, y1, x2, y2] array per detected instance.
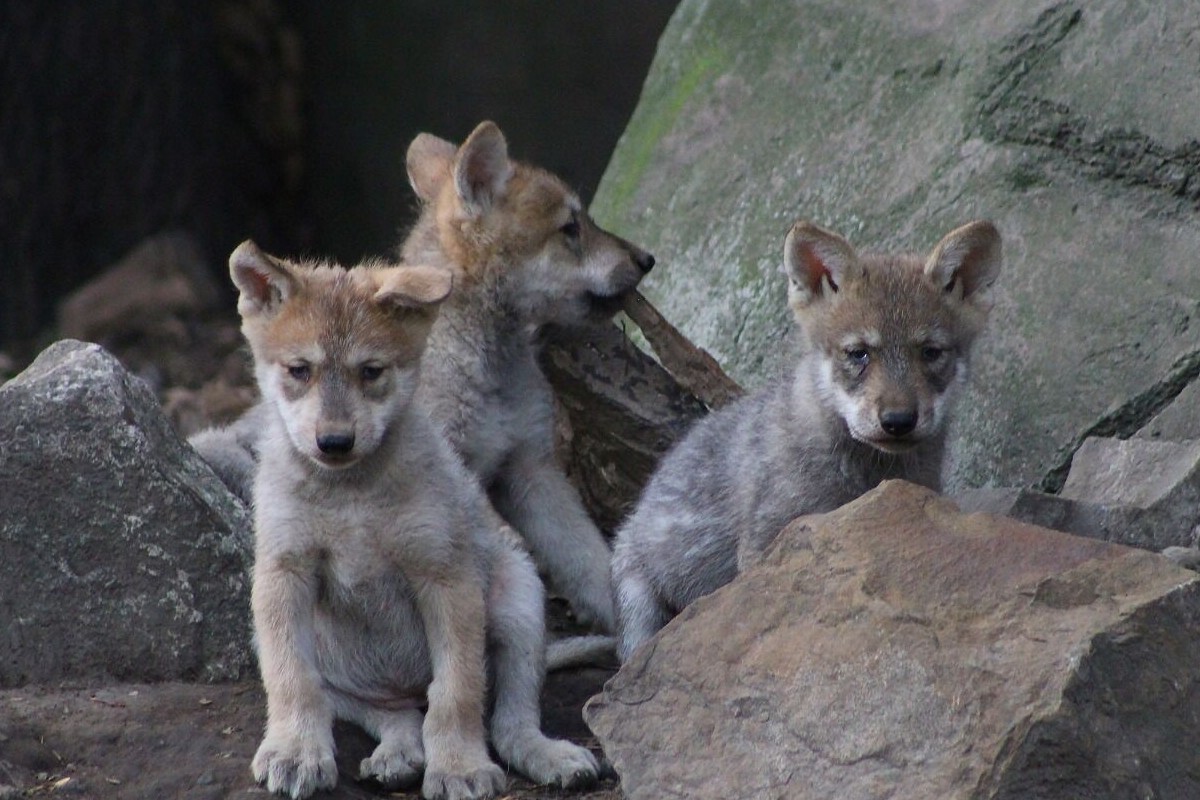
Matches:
[[240, 265, 274, 306], [800, 246, 837, 293]]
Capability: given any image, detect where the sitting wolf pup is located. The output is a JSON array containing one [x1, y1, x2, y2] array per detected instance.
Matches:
[[192, 121, 653, 635], [611, 219, 1002, 662], [230, 241, 598, 800], [402, 121, 655, 632]]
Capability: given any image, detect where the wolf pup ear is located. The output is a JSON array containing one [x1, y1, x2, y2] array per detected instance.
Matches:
[[453, 121, 512, 215], [783, 221, 861, 308], [924, 220, 1002, 308], [374, 265, 453, 312], [229, 240, 297, 316], [406, 133, 458, 202]]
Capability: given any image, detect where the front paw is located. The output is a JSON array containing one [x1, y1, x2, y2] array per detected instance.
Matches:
[[514, 736, 599, 789], [360, 740, 425, 789], [421, 761, 506, 800], [252, 735, 337, 799]]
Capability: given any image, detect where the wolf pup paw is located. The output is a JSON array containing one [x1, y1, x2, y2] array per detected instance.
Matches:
[[252, 735, 337, 799], [360, 741, 425, 789], [532, 739, 600, 788], [421, 762, 507, 800]]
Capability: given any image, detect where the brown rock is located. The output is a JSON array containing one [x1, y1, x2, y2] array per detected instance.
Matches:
[[586, 481, 1200, 800], [56, 232, 220, 343]]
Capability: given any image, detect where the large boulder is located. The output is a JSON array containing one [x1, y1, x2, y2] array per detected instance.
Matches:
[[586, 481, 1200, 800], [954, 376, 1200, 552], [593, 0, 1200, 492], [0, 340, 253, 687]]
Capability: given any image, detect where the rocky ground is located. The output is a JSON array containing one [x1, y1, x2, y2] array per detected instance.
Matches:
[[0, 603, 620, 800]]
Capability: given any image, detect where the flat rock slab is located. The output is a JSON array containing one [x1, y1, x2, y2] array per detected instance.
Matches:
[[0, 340, 253, 687], [586, 481, 1200, 800], [1062, 437, 1200, 510]]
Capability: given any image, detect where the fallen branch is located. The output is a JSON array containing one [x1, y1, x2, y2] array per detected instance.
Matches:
[[620, 290, 744, 410]]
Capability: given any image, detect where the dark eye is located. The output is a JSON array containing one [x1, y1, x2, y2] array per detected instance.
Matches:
[[286, 364, 311, 383], [921, 345, 945, 363], [845, 347, 869, 366], [360, 364, 384, 382], [560, 217, 580, 240]]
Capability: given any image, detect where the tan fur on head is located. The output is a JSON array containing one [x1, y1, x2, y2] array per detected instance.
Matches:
[[923, 220, 1002, 310], [405, 121, 513, 216], [453, 122, 512, 215], [229, 244, 452, 373], [230, 239, 298, 317], [784, 221, 862, 309], [406, 134, 457, 202], [374, 265, 453, 310]]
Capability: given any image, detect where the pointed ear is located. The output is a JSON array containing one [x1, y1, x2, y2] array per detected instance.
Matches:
[[406, 133, 457, 202], [453, 121, 512, 214], [374, 265, 453, 312], [924, 220, 1002, 307], [229, 240, 297, 316], [783, 221, 861, 308]]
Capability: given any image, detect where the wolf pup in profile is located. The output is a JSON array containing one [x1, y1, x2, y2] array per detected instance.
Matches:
[[402, 121, 655, 632], [232, 242, 598, 800], [611, 219, 1002, 662]]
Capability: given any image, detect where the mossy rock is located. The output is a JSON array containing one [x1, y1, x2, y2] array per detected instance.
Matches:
[[594, 0, 1200, 491]]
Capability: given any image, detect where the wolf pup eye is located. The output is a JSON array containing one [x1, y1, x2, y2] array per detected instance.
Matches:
[[560, 215, 581, 241], [845, 347, 869, 367], [286, 364, 311, 383], [360, 364, 385, 382], [920, 345, 945, 364]]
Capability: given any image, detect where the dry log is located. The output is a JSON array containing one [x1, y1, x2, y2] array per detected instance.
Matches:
[[620, 290, 744, 410], [541, 293, 745, 531], [541, 320, 708, 533]]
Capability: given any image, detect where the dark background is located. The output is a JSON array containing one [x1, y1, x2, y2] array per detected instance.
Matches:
[[0, 0, 677, 362]]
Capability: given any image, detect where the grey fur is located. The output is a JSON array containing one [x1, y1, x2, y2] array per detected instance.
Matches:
[[187, 401, 267, 505], [611, 220, 1001, 662]]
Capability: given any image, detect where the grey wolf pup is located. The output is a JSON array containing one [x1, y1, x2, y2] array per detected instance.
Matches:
[[192, 121, 653, 635], [611, 219, 1002, 661], [232, 241, 598, 799], [402, 120, 655, 632]]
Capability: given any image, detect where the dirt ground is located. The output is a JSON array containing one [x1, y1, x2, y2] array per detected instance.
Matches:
[[0, 665, 620, 800]]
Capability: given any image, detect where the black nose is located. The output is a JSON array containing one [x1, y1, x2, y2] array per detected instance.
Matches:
[[879, 410, 917, 437], [634, 250, 655, 273], [316, 433, 355, 455]]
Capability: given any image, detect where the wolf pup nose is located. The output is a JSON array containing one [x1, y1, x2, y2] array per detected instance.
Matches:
[[315, 431, 355, 456], [879, 408, 918, 438], [633, 248, 656, 273], [612, 218, 1002, 662]]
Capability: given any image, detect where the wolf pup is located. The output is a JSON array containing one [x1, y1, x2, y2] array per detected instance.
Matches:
[[402, 121, 655, 632], [611, 219, 1002, 662], [232, 242, 598, 800]]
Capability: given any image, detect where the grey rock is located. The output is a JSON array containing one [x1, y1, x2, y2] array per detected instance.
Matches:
[[586, 481, 1200, 800], [1062, 437, 1200, 509], [0, 340, 253, 687], [591, 0, 1200, 492], [1136, 380, 1200, 441], [954, 484, 1143, 542], [955, 435, 1200, 552]]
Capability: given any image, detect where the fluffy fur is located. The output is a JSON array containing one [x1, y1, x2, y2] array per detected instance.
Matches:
[[401, 121, 655, 632], [611, 220, 1002, 662], [233, 241, 598, 800]]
